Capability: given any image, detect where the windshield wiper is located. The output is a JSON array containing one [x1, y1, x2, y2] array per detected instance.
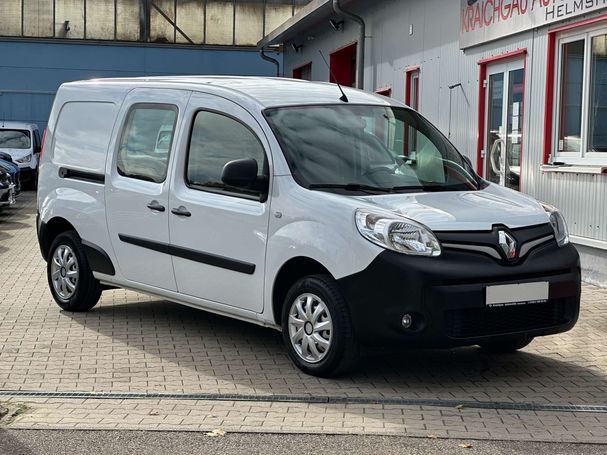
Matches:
[[308, 183, 392, 194]]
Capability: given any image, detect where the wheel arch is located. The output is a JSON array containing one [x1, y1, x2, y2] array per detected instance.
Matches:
[[39, 216, 78, 260], [272, 256, 333, 326]]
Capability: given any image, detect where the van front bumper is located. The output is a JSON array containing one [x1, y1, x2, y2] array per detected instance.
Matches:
[[337, 240, 581, 348]]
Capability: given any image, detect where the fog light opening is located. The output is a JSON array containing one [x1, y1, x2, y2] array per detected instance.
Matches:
[[401, 314, 413, 329]]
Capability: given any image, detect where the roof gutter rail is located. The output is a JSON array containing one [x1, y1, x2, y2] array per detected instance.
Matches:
[[259, 48, 281, 77], [332, 0, 365, 90]]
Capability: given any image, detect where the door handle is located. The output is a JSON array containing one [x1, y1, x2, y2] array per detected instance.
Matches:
[[171, 206, 192, 217], [147, 200, 165, 212]]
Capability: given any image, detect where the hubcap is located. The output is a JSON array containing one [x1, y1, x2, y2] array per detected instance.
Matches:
[[50, 245, 79, 300], [288, 293, 333, 364]]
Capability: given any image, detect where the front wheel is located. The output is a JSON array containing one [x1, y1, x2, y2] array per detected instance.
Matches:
[[47, 231, 102, 312], [281, 275, 359, 377], [480, 336, 534, 354]]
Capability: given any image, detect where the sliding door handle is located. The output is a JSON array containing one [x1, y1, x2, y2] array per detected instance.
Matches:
[[147, 200, 165, 212], [171, 206, 192, 217]]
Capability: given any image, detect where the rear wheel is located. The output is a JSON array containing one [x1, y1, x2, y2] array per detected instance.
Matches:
[[281, 274, 359, 377], [480, 336, 533, 354], [47, 231, 101, 312]]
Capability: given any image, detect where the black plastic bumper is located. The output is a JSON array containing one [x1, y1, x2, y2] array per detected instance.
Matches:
[[337, 241, 581, 348]]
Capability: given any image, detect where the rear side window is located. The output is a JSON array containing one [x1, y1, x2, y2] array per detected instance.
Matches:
[[117, 104, 177, 183], [186, 111, 267, 198], [0, 130, 31, 149], [54, 102, 118, 173]]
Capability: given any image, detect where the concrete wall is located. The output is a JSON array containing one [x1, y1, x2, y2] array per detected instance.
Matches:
[[0, 39, 280, 131]]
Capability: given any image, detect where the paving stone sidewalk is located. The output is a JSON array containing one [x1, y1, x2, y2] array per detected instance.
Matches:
[[1, 192, 607, 442]]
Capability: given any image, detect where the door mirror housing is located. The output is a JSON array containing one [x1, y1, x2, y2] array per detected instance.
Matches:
[[221, 158, 259, 189]]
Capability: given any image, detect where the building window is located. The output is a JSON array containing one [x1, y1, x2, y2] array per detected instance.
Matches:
[[405, 67, 420, 111], [329, 43, 357, 87], [555, 26, 607, 163], [293, 62, 312, 81]]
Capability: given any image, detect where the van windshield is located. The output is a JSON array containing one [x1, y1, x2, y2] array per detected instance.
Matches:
[[264, 105, 481, 194], [0, 129, 31, 149]]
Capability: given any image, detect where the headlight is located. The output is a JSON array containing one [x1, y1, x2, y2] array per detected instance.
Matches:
[[541, 203, 569, 247], [355, 209, 442, 257], [16, 154, 32, 164]]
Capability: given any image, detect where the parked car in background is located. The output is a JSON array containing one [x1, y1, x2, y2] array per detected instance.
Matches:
[[0, 152, 21, 194], [0, 168, 16, 208], [0, 122, 41, 188]]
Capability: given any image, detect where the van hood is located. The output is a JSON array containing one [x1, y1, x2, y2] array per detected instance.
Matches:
[[354, 184, 550, 232]]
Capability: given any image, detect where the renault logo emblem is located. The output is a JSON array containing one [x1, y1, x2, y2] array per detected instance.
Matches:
[[498, 231, 517, 260]]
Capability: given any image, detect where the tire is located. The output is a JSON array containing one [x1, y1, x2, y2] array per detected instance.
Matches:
[[47, 231, 102, 312], [281, 274, 359, 377], [480, 336, 533, 354]]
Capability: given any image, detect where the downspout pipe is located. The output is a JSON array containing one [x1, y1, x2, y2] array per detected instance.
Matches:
[[332, 0, 365, 90], [260, 49, 281, 77]]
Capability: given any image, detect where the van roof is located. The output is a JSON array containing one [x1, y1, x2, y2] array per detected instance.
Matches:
[[0, 121, 38, 130], [64, 76, 398, 109]]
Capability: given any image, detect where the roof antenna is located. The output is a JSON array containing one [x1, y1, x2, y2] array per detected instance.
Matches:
[[318, 50, 349, 103]]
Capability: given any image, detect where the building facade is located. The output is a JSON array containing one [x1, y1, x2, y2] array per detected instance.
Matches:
[[1, 0, 311, 130], [259, 0, 607, 286]]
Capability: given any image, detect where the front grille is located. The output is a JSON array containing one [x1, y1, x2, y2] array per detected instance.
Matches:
[[446, 299, 571, 338]]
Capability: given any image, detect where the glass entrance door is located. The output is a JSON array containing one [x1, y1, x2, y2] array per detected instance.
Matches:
[[485, 60, 525, 191]]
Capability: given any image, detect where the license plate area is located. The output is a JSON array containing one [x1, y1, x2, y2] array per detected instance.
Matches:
[[486, 282, 549, 308]]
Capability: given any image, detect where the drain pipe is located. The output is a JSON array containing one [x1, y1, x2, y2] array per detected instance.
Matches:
[[259, 48, 281, 77], [332, 0, 365, 90]]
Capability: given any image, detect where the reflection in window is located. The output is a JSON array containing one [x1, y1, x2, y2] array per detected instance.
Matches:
[[117, 106, 177, 183], [187, 111, 267, 197], [559, 40, 584, 154], [589, 34, 607, 153]]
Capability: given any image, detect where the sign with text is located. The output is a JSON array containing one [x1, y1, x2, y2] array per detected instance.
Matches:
[[460, 0, 607, 48]]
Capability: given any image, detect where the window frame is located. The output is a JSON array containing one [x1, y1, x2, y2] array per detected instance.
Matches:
[[293, 61, 312, 80], [553, 23, 607, 165], [116, 102, 179, 184], [184, 108, 270, 203]]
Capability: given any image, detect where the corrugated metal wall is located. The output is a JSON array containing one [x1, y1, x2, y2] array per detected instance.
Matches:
[[281, 0, 607, 245], [0, 39, 281, 131]]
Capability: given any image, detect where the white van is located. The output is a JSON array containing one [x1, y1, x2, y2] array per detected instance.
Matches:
[[37, 77, 581, 377], [0, 121, 41, 186]]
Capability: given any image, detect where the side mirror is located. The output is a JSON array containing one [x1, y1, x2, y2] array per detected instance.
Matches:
[[221, 158, 259, 189]]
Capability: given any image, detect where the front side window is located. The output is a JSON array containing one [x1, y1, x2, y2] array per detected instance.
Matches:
[[0, 130, 31, 149], [186, 111, 268, 198], [264, 105, 480, 194], [556, 27, 607, 162], [117, 105, 177, 183]]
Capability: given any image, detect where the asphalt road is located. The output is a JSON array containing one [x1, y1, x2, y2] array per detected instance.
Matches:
[[0, 430, 604, 455]]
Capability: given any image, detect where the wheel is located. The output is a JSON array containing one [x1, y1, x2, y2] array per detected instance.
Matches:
[[47, 231, 102, 312], [281, 274, 359, 377], [480, 336, 533, 354]]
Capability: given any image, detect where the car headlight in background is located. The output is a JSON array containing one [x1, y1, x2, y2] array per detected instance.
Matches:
[[355, 209, 442, 257], [15, 154, 32, 164], [541, 203, 569, 247]]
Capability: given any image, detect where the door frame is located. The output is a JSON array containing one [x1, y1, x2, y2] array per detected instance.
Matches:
[[476, 49, 527, 187], [484, 59, 525, 189]]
